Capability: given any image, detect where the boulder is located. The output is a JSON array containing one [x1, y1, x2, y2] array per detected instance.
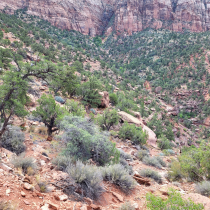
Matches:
[[21, 191, 26, 197], [99, 91, 110, 108], [143, 125, 157, 148], [133, 174, 151, 186], [118, 111, 157, 147], [47, 201, 59, 210], [118, 111, 144, 127], [23, 183, 33, 190], [87, 204, 101, 210]]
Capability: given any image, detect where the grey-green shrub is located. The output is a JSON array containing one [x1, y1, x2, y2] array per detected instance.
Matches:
[[12, 154, 37, 175], [196, 181, 210, 197], [66, 161, 104, 200], [119, 201, 135, 210], [60, 116, 120, 165], [142, 156, 166, 169], [120, 158, 133, 175], [118, 149, 133, 175], [139, 169, 162, 183], [119, 149, 133, 160], [102, 164, 136, 193], [137, 150, 149, 161], [156, 156, 166, 167], [52, 155, 73, 171], [0, 126, 26, 155]]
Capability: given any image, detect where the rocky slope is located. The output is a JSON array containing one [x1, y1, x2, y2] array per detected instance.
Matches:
[[1, 0, 210, 35]]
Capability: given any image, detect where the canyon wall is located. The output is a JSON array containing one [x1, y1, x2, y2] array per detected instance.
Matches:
[[1, 0, 210, 35]]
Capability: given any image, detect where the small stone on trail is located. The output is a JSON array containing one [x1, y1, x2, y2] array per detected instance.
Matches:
[[23, 182, 33, 190], [21, 191, 26, 197], [6, 189, 10, 195], [23, 200, 30, 205], [41, 204, 49, 210], [47, 201, 58, 210]]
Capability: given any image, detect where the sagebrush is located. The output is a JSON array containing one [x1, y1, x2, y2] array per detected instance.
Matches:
[[102, 164, 136, 193]]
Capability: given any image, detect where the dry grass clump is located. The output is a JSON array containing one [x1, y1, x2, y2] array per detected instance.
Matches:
[[11, 154, 37, 175], [0, 201, 17, 210], [37, 126, 48, 135]]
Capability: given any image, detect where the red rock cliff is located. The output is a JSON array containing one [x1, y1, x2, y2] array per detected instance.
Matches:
[[1, 0, 210, 35]]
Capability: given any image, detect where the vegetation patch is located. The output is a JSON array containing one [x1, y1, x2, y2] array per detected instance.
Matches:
[[139, 169, 162, 183]]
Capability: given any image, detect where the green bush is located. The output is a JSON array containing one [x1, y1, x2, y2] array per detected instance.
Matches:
[[102, 164, 136, 193], [178, 142, 210, 181], [139, 169, 162, 183], [12, 154, 37, 175], [158, 135, 172, 150], [137, 149, 149, 161], [65, 99, 85, 117], [77, 77, 102, 107], [195, 181, 210, 197], [59, 116, 120, 166], [167, 161, 183, 181], [0, 126, 26, 155], [109, 93, 118, 105], [119, 122, 148, 145], [116, 92, 138, 112], [97, 109, 119, 131], [142, 156, 166, 169], [119, 202, 135, 210], [66, 161, 104, 200], [146, 189, 204, 210]]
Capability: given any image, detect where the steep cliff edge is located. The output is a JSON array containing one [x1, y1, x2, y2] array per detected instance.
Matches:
[[1, 0, 210, 35]]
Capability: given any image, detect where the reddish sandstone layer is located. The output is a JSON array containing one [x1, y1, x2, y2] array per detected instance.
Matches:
[[1, 0, 210, 35]]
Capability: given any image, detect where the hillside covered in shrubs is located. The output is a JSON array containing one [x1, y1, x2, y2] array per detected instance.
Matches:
[[0, 7, 209, 210]]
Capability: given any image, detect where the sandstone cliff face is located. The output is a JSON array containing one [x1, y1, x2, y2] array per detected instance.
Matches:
[[1, 0, 210, 35]]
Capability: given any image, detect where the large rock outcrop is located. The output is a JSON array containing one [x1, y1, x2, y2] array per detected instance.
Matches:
[[1, 0, 210, 35], [99, 91, 110, 108], [118, 111, 157, 147]]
